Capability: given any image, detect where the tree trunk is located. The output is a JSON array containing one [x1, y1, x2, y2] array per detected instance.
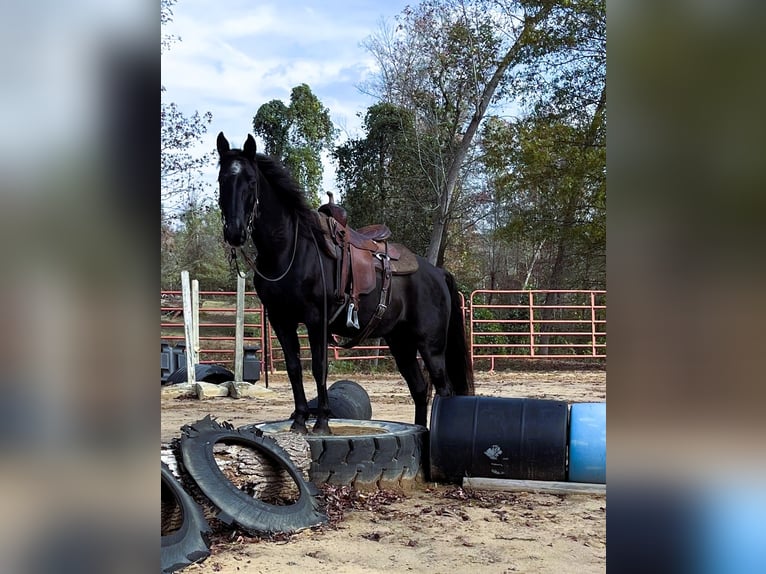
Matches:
[[424, 6, 554, 265]]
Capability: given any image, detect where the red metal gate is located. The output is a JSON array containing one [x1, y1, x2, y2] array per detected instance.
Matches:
[[161, 289, 605, 373], [470, 290, 606, 370]]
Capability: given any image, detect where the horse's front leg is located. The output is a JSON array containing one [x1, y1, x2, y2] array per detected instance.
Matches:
[[272, 323, 309, 434], [306, 323, 331, 435]]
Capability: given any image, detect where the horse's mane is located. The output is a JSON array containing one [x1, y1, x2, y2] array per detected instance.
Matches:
[[255, 153, 323, 238]]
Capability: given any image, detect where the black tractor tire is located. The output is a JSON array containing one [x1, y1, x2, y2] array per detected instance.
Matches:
[[180, 416, 327, 535], [164, 364, 234, 386], [305, 379, 373, 420], [253, 419, 427, 489], [161, 462, 211, 573]]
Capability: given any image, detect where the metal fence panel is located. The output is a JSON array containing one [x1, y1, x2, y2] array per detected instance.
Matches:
[[161, 289, 605, 374]]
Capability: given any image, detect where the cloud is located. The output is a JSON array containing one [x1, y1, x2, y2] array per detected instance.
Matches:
[[162, 0, 410, 199]]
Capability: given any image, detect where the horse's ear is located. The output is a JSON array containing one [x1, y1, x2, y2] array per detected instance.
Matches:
[[217, 132, 230, 156], [243, 134, 257, 160]]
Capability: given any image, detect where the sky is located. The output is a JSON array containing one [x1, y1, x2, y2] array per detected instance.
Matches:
[[161, 0, 415, 202]]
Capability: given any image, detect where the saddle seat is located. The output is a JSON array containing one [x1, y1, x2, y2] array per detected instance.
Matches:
[[353, 223, 392, 243]]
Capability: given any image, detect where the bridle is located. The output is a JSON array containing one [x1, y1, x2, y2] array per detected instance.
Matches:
[[224, 157, 300, 282]]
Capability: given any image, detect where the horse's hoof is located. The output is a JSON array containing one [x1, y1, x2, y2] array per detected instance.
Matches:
[[311, 421, 331, 436], [290, 420, 308, 434]]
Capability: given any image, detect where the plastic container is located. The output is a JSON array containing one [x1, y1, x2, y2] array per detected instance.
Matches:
[[567, 402, 606, 483], [429, 395, 569, 483]]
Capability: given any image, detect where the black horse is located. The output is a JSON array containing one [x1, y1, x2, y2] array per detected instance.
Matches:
[[216, 132, 473, 434]]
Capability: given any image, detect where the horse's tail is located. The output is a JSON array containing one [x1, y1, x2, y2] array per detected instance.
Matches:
[[444, 271, 474, 396]]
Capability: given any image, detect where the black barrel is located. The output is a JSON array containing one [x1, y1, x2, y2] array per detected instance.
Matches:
[[306, 379, 372, 420], [429, 395, 569, 483]]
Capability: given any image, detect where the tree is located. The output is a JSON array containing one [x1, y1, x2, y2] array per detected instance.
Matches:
[[162, 0, 221, 291], [161, 0, 214, 204], [477, 0, 605, 353], [161, 102, 213, 202], [481, 0, 606, 291], [252, 84, 335, 207], [362, 0, 563, 265], [333, 103, 433, 255], [482, 114, 605, 290]]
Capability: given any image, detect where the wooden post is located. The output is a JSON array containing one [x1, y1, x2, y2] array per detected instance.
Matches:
[[528, 290, 536, 357], [181, 271, 196, 384], [234, 274, 245, 382], [192, 279, 200, 364]]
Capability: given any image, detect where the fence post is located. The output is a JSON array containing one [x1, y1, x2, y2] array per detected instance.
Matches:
[[590, 291, 597, 357], [180, 271, 196, 384], [191, 279, 200, 364], [234, 274, 245, 382], [262, 308, 274, 376], [528, 290, 535, 357], [469, 291, 475, 373]]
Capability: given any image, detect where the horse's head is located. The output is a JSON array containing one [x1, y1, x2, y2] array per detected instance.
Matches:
[[216, 132, 259, 247]]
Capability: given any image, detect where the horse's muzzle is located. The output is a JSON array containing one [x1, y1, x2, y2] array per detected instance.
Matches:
[[223, 223, 246, 247]]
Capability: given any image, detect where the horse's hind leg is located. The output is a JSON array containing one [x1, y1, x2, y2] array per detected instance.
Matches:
[[386, 331, 430, 427], [416, 325, 452, 399], [418, 346, 451, 398]]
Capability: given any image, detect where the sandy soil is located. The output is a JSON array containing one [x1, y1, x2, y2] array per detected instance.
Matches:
[[162, 370, 606, 573]]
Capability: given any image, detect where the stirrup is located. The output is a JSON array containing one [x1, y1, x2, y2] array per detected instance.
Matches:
[[346, 302, 360, 329]]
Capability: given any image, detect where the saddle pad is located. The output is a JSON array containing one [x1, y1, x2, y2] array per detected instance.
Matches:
[[388, 243, 419, 275]]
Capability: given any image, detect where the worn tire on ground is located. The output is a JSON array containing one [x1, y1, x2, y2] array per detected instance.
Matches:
[[253, 419, 427, 489], [161, 462, 211, 573], [180, 416, 327, 535], [164, 364, 234, 386]]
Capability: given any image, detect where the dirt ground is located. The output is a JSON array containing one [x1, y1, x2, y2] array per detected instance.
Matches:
[[162, 370, 606, 573]]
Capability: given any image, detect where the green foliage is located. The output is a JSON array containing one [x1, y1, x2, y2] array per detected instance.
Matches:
[[474, 0, 606, 291], [333, 103, 433, 256], [481, 0, 606, 292], [252, 100, 289, 159], [481, 114, 605, 289], [161, 200, 238, 291], [252, 84, 336, 208]]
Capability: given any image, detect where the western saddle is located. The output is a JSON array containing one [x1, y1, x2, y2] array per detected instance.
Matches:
[[317, 195, 418, 346]]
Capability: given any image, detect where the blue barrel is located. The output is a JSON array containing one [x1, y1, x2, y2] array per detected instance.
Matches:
[[568, 402, 606, 483], [429, 396, 569, 483]]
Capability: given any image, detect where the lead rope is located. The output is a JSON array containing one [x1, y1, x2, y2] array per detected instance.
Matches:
[[232, 219, 300, 283]]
